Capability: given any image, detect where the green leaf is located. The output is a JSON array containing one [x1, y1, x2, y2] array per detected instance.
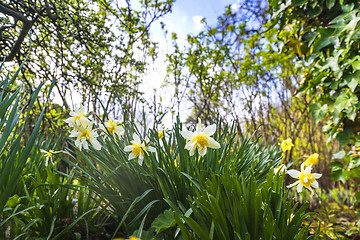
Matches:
[[352, 61, 360, 71], [151, 209, 176, 234], [326, 0, 335, 9], [347, 77, 359, 92], [291, 0, 307, 7], [336, 128, 354, 146], [334, 91, 358, 112], [310, 103, 328, 123], [5, 194, 20, 208]]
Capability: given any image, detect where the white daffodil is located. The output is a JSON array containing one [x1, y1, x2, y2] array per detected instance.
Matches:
[[180, 119, 220, 156], [70, 123, 101, 150], [158, 126, 164, 139], [40, 149, 55, 166], [274, 164, 287, 175], [124, 133, 156, 165], [64, 104, 91, 129], [100, 118, 124, 136], [287, 163, 322, 194]]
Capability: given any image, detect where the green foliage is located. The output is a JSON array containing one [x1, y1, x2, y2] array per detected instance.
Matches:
[[268, 0, 360, 181], [290, 185, 360, 239], [1, 0, 174, 113], [3, 135, 108, 239], [0, 61, 54, 237], [61, 105, 314, 239], [170, 172, 311, 240]]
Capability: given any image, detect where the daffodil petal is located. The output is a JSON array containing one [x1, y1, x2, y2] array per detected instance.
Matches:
[[199, 147, 207, 156], [311, 180, 319, 188], [287, 169, 301, 178], [133, 133, 141, 144], [129, 153, 136, 160], [304, 165, 312, 174], [91, 139, 101, 150], [147, 146, 156, 153], [124, 146, 134, 152], [306, 186, 314, 195], [189, 145, 196, 156], [207, 137, 220, 149], [203, 124, 216, 136], [181, 130, 195, 140], [296, 182, 303, 193], [287, 180, 299, 188], [313, 173, 322, 179]]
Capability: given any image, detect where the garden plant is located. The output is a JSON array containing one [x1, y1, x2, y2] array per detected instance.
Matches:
[[1, 0, 360, 239]]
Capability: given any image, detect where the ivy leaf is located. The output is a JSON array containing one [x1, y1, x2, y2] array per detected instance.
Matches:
[[352, 61, 360, 71], [334, 90, 358, 112], [310, 103, 328, 123], [347, 77, 359, 92], [336, 128, 354, 146], [151, 209, 176, 234], [328, 161, 349, 183]]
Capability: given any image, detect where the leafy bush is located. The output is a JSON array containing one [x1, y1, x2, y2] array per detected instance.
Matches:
[[0, 61, 53, 237]]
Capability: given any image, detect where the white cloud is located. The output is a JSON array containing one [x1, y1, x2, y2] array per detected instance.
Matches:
[[192, 16, 204, 32]]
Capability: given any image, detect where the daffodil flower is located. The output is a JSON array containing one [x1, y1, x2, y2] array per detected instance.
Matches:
[[70, 123, 101, 150], [304, 153, 319, 166], [40, 149, 55, 166], [124, 133, 156, 165], [158, 126, 164, 139], [287, 163, 322, 194], [280, 138, 294, 152], [180, 119, 220, 156], [274, 164, 287, 175], [64, 104, 91, 129], [100, 118, 124, 136]]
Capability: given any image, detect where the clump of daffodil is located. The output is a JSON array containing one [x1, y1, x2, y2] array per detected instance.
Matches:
[[70, 123, 101, 150], [65, 104, 102, 150], [100, 118, 124, 136], [180, 119, 220, 156], [287, 163, 322, 194], [280, 138, 294, 152], [64, 104, 91, 129], [124, 133, 156, 165], [304, 153, 319, 167], [274, 164, 287, 175]]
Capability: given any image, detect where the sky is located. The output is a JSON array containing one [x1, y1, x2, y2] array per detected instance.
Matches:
[[136, 0, 238, 125], [140, 0, 238, 91]]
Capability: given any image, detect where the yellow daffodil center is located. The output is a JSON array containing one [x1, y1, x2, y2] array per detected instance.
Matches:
[[107, 121, 116, 134], [299, 172, 315, 188], [304, 153, 319, 166], [131, 144, 144, 157], [80, 129, 90, 139], [192, 134, 209, 148], [158, 131, 164, 139]]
